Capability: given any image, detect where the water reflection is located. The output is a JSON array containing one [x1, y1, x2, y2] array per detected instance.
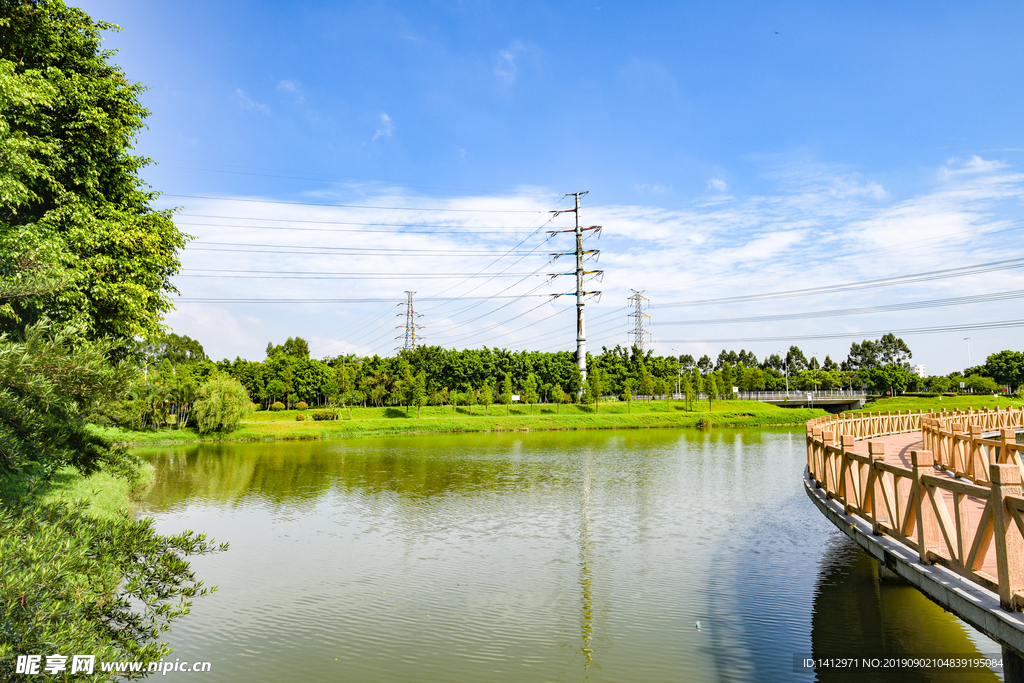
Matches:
[[136, 427, 1002, 682], [810, 530, 1000, 682]]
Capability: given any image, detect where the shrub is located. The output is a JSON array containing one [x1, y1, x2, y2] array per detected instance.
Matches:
[[310, 409, 334, 421], [296, 401, 308, 410], [270, 401, 285, 411], [295, 413, 306, 421], [696, 416, 712, 430]]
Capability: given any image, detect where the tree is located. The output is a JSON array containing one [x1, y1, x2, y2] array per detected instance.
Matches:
[[412, 371, 427, 418], [622, 379, 633, 414], [697, 355, 713, 375], [479, 381, 493, 415], [984, 351, 1024, 390], [0, 3, 188, 346], [965, 374, 1000, 394], [639, 361, 654, 401], [193, 373, 252, 434], [786, 346, 808, 373], [340, 390, 363, 420], [522, 373, 539, 415], [588, 366, 604, 413], [705, 375, 718, 410], [680, 374, 692, 412], [551, 382, 564, 414], [499, 373, 513, 416]]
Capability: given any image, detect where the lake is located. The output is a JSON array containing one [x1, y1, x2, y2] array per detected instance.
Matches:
[[138, 427, 1002, 682]]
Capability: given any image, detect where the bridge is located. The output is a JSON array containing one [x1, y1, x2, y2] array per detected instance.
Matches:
[[652, 389, 868, 411], [804, 407, 1024, 679]]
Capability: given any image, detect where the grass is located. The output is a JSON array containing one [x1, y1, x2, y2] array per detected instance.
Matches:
[[843, 394, 1024, 416], [35, 462, 154, 520], [92, 399, 829, 446]]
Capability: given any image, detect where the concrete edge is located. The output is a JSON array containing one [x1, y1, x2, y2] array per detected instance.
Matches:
[[804, 467, 1024, 656]]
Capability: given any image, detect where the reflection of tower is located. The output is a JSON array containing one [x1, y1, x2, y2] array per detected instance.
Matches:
[[579, 454, 596, 667]]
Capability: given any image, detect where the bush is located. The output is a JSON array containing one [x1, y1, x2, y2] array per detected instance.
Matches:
[[193, 373, 252, 434], [696, 416, 712, 430], [295, 413, 306, 421], [270, 401, 285, 411], [296, 401, 308, 410], [310, 409, 335, 421]]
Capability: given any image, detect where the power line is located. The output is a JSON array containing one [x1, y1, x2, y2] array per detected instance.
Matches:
[[190, 241, 533, 254], [163, 194, 544, 213], [657, 318, 1024, 344], [175, 217, 535, 234], [175, 294, 559, 304], [178, 269, 545, 279], [659, 288, 1024, 326], [658, 256, 1024, 309]]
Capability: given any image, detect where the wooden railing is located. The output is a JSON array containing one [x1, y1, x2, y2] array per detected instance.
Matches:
[[806, 406, 1024, 610]]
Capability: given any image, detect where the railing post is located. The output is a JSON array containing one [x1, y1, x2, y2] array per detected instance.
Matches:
[[1001, 428, 1017, 464], [990, 463, 1024, 611], [912, 450, 938, 564]]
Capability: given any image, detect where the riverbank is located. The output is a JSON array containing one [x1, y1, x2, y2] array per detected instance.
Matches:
[[92, 400, 827, 446], [846, 395, 1024, 415], [36, 461, 155, 519]]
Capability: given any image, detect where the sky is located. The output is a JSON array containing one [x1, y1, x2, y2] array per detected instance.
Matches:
[[75, 0, 1024, 374]]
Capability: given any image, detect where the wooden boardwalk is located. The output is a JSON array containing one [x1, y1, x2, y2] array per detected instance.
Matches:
[[847, 430, 1001, 580], [806, 406, 1024, 608]]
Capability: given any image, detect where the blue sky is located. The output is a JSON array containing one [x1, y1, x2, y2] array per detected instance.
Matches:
[[77, 1, 1024, 373]]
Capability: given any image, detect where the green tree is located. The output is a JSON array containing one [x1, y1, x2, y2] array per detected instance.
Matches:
[[0, 3, 188, 346], [622, 378, 633, 414], [193, 373, 252, 434], [639, 361, 654, 401], [522, 373, 539, 415], [984, 350, 1024, 391], [680, 373, 692, 412], [412, 371, 427, 418], [551, 382, 564, 414], [588, 366, 604, 413], [479, 379, 494, 416], [705, 375, 718, 410], [499, 373, 513, 415]]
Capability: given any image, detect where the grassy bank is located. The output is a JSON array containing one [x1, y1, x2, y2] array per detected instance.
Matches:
[[93, 399, 828, 446], [845, 395, 1024, 415], [33, 461, 155, 519]]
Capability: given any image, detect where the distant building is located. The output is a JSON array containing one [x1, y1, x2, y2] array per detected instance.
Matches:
[[913, 364, 926, 378]]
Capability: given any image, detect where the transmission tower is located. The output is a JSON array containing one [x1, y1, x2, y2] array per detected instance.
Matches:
[[627, 289, 651, 351], [395, 291, 424, 351], [548, 192, 602, 386]]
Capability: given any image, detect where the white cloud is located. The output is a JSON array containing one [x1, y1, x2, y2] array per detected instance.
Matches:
[[373, 113, 394, 140], [494, 41, 540, 86], [707, 178, 727, 193], [278, 80, 300, 93], [235, 88, 269, 114], [495, 49, 517, 84], [155, 157, 1024, 371]]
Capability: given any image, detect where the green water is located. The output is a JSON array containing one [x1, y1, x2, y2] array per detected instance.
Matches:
[[138, 428, 1003, 682]]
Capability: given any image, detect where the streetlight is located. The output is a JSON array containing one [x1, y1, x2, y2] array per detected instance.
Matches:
[[964, 337, 972, 367]]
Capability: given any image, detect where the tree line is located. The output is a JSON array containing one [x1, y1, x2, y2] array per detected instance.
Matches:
[[120, 330, 1024, 430]]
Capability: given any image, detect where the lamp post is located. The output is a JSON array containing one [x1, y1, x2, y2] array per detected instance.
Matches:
[[964, 337, 972, 367]]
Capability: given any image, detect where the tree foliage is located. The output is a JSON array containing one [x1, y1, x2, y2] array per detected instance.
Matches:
[[193, 372, 251, 434], [0, 0, 188, 345]]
